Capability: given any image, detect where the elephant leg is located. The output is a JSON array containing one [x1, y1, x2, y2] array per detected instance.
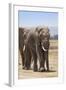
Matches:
[[24, 45, 31, 70], [19, 48, 25, 69], [43, 52, 47, 71], [32, 50, 37, 72], [45, 51, 49, 71], [40, 52, 46, 71], [38, 49, 45, 72]]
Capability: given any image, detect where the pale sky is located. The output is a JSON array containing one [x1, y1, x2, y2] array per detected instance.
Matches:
[[18, 11, 58, 35]]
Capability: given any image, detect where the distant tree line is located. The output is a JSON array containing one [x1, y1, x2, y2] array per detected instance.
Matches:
[[50, 34, 58, 40]]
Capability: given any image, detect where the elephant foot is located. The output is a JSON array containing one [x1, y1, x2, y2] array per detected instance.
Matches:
[[39, 67, 46, 72], [22, 66, 25, 69], [22, 65, 29, 70], [25, 67, 30, 70], [22, 66, 30, 70], [33, 65, 38, 72], [46, 68, 49, 72]]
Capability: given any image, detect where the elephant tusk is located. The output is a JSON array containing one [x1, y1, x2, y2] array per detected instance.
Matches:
[[42, 46, 47, 52], [23, 45, 25, 51]]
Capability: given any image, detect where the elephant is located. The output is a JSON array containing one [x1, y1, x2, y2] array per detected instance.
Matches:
[[19, 27, 30, 69], [36, 27, 50, 71], [19, 26, 50, 72]]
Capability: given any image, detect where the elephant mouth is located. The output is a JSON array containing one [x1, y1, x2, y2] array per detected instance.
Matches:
[[42, 46, 47, 52]]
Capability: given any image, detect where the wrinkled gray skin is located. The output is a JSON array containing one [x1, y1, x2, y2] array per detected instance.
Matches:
[[19, 27, 50, 72]]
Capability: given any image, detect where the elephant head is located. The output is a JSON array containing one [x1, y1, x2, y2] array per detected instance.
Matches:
[[36, 26, 50, 52]]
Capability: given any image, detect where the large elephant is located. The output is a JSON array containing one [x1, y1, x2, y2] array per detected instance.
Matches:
[[19, 27, 50, 72], [36, 27, 50, 71]]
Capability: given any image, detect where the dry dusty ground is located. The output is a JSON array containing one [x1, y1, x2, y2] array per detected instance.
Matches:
[[18, 40, 58, 79]]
